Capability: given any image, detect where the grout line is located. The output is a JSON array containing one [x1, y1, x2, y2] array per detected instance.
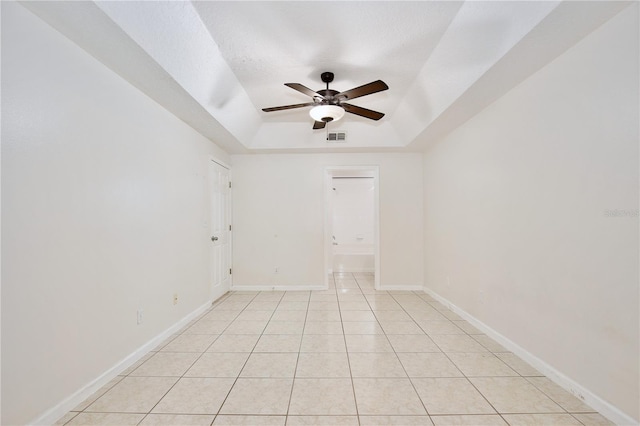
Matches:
[[284, 288, 312, 424], [338, 272, 361, 426]]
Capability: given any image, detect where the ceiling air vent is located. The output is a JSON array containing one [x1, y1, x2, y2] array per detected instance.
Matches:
[[326, 131, 347, 142]]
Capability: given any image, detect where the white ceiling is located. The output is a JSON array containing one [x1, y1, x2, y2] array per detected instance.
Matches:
[[23, 1, 630, 154]]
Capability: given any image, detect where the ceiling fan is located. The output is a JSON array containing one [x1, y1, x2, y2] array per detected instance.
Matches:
[[262, 72, 389, 130]]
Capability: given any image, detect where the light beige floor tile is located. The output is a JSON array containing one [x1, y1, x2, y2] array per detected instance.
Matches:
[[55, 412, 79, 425], [216, 301, 250, 311], [286, 416, 358, 425], [310, 294, 339, 302], [348, 353, 407, 378], [495, 353, 542, 376], [140, 414, 215, 425], [335, 281, 359, 289], [472, 335, 509, 353], [240, 352, 298, 377], [282, 292, 310, 301], [452, 321, 482, 334], [337, 294, 367, 302], [387, 334, 441, 352], [254, 292, 285, 301], [379, 321, 425, 335], [339, 301, 371, 311], [440, 310, 463, 321], [121, 353, 153, 375], [501, 414, 582, 425], [470, 377, 564, 414], [412, 378, 496, 415], [342, 321, 384, 335], [397, 353, 463, 378], [246, 301, 279, 311], [359, 415, 434, 425], [308, 301, 340, 311], [213, 415, 286, 425], [289, 378, 357, 415], [207, 334, 259, 352], [571, 413, 616, 425], [185, 352, 250, 377], [447, 353, 518, 377], [305, 310, 342, 321], [271, 310, 307, 322], [264, 321, 305, 334], [277, 301, 308, 311], [526, 377, 596, 413], [430, 414, 507, 425], [353, 378, 426, 415], [407, 309, 447, 321], [223, 320, 268, 334], [152, 377, 235, 414], [416, 321, 465, 335], [300, 334, 347, 352], [296, 352, 351, 377], [220, 378, 293, 415], [367, 301, 402, 310], [304, 321, 344, 335], [161, 334, 218, 352], [340, 310, 377, 321], [130, 352, 200, 377], [345, 335, 394, 353], [184, 320, 230, 335], [66, 413, 145, 425], [254, 335, 302, 352], [430, 335, 490, 353], [73, 376, 125, 411], [202, 309, 241, 320], [236, 310, 273, 321], [373, 311, 412, 321], [86, 376, 178, 413]]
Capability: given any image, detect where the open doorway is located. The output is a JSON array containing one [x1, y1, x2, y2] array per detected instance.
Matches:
[[324, 166, 380, 290]]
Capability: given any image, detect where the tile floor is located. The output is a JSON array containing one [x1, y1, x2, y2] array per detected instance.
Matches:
[[58, 273, 613, 426]]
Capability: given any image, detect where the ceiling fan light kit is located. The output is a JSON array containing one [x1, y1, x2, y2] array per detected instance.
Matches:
[[262, 72, 389, 130], [309, 104, 345, 123]]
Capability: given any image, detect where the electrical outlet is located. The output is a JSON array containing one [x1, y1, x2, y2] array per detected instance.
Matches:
[[446, 276, 451, 286], [173, 293, 178, 305], [137, 309, 144, 325]]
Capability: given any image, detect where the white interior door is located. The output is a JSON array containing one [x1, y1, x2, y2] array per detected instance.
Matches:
[[210, 160, 231, 301]]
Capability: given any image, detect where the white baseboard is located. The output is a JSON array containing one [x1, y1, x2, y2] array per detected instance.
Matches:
[[379, 284, 424, 291], [230, 284, 327, 291], [423, 287, 638, 426], [35, 300, 214, 426]]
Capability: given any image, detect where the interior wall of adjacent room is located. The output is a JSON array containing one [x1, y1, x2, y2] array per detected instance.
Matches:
[[331, 177, 375, 273], [230, 153, 423, 289], [1, 3, 229, 425], [422, 4, 638, 421]]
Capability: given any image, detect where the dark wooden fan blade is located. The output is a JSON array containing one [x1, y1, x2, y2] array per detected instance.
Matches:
[[336, 80, 388, 101], [262, 102, 315, 112], [285, 83, 324, 99], [341, 103, 385, 120], [313, 121, 326, 130]]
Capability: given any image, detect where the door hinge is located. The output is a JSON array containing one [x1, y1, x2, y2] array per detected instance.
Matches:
[[229, 268, 232, 275], [229, 225, 232, 231], [228, 181, 232, 189]]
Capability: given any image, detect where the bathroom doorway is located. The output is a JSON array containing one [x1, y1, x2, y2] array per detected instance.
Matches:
[[324, 166, 380, 290]]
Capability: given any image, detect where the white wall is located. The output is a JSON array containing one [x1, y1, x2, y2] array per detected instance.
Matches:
[[231, 153, 423, 289], [423, 4, 638, 422], [1, 3, 229, 424]]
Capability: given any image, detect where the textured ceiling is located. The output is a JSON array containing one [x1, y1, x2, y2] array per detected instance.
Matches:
[[22, 1, 631, 153]]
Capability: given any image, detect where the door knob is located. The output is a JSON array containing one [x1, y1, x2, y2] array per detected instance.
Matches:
[[211, 236, 219, 241]]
